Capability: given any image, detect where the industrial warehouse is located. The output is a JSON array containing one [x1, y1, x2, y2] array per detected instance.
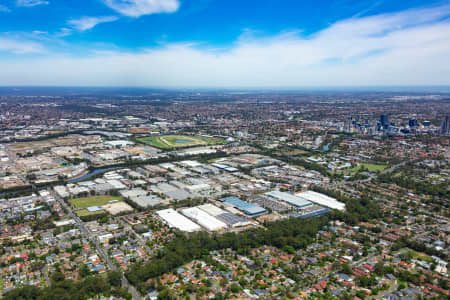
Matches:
[[265, 190, 313, 208], [220, 196, 267, 216], [181, 207, 227, 231], [156, 208, 201, 233], [156, 203, 254, 232], [296, 190, 346, 211]]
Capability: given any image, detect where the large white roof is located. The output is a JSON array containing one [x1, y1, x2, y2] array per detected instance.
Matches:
[[296, 190, 346, 211], [179, 160, 202, 167], [198, 203, 226, 216], [157, 208, 201, 232], [181, 207, 227, 231], [265, 191, 312, 208]]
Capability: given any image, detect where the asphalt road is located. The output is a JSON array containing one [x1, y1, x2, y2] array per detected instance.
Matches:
[[42, 265, 51, 287], [118, 217, 153, 256]]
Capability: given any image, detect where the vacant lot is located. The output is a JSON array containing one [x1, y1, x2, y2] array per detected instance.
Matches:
[[137, 135, 225, 149], [70, 195, 123, 209], [276, 149, 310, 156], [103, 202, 133, 215]]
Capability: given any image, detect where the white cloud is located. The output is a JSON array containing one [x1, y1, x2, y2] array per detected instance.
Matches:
[[55, 28, 73, 37], [32, 30, 48, 35], [102, 0, 180, 17], [0, 37, 45, 54], [17, 0, 49, 7], [68, 16, 119, 31], [0, 4, 11, 12], [1, 4, 450, 87]]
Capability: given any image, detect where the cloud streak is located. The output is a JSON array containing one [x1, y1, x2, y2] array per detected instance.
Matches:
[[0, 37, 45, 54], [68, 16, 119, 31], [17, 0, 49, 7], [102, 0, 180, 17], [1, 4, 450, 87]]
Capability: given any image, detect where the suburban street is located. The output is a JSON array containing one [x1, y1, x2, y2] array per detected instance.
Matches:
[[118, 217, 154, 256], [42, 265, 50, 287], [53, 191, 143, 300]]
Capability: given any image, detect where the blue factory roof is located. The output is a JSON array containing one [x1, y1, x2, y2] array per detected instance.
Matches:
[[221, 196, 267, 216]]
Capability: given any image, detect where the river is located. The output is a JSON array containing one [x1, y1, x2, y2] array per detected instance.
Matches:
[[67, 167, 121, 183]]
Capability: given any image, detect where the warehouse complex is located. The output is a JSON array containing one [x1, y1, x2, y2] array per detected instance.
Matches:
[[120, 188, 162, 207], [156, 208, 201, 232], [265, 191, 312, 208], [155, 203, 254, 233], [296, 191, 346, 211], [220, 196, 267, 216], [197, 203, 225, 216], [198, 204, 252, 228], [181, 207, 227, 231]]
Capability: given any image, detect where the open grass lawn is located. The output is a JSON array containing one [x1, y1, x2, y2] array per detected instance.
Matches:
[[70, 195, 123, 209], [345, 163, 387, 174], [360, 163, 388, 171], [40, 275, 46, 287], [137, 136, 169, 149], [137, 135, 225, 149], [76, 209, 105, 217], [345, 165, 359, 173], [207, 157, 223, 163], [409, 250, 433, 263]]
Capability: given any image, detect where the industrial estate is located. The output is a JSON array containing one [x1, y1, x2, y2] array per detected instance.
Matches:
[[0, 89, 448, 300]]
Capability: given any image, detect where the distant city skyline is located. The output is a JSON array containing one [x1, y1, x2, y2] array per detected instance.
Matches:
[[1, 0, 450, 87]]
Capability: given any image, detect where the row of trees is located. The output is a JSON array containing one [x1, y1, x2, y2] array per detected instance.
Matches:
[[392, 236, 448, 260], [3, 130, 84, 143], [3, 270, 130, 300], [311, 185, 382, 225], [377, 173, 449, 198]]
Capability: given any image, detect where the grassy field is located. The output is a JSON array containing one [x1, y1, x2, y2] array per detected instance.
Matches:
[[276, 149, 310, 156], [70, 195, 123, 209], [207, 157, 224, 163], [360, 163, 387, 171], [346, 163, 387, 174], [137, 135, 225, 149], [398, 249, 433, 263], [410, 250, 433, 263], [76, 209, 105, 217]]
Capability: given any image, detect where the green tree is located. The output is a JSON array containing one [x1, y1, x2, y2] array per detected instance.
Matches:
[[78, 264, 91, 278], [374, 261, 385, 276], [230, 283, 241, 293], [107, 270, 122, 287]]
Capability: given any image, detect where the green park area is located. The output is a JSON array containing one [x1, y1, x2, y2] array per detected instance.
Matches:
[[347, 163, 387, 173], [137, 135, 225, 149], [398, 249, 433, 263], [70, 195, 123, 209]]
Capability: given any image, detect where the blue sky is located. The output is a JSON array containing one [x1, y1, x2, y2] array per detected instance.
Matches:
[[0, 0, 450, 87]]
